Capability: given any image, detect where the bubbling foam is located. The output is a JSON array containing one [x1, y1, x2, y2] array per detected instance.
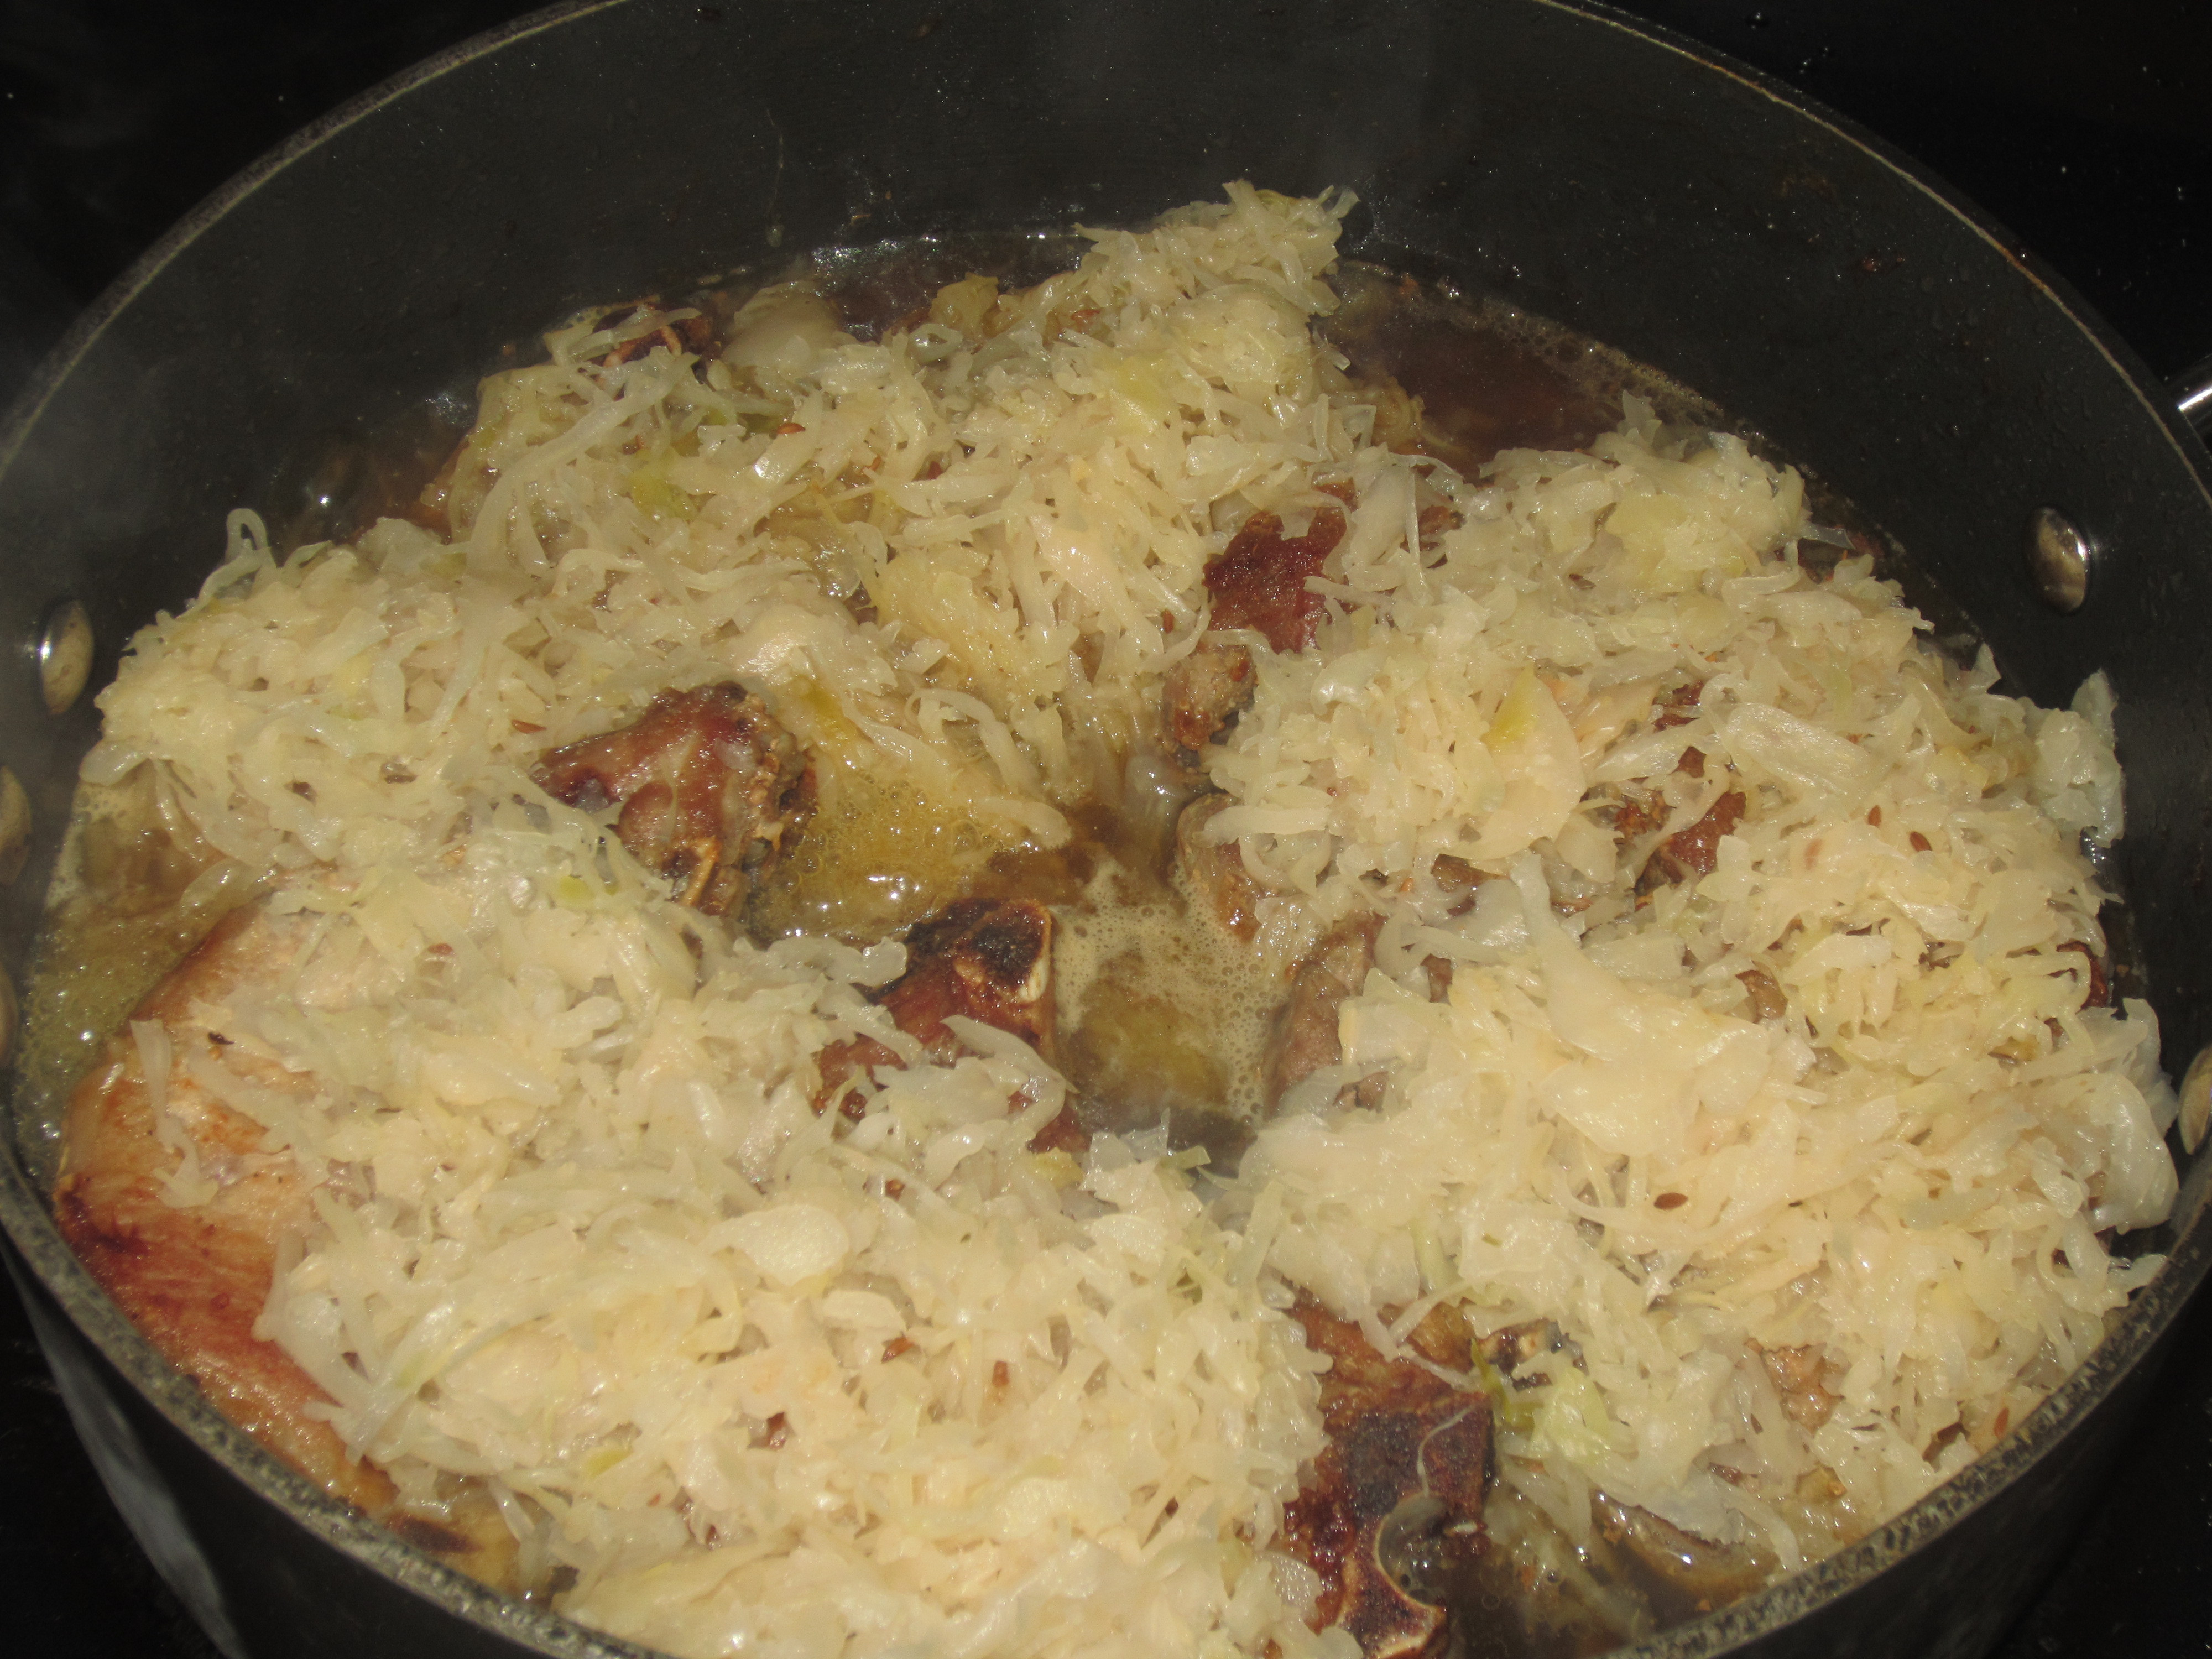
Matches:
[[1052, 853, 1285, 1147]]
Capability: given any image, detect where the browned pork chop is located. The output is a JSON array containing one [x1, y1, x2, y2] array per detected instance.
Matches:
[[1175, 792, 1265, 942], [1163, 637, 1258, 760], [1162, 503, 1352, 766], [1205, 504, 1349, 655], [50, 900, 520, 1588], [1265, 912, 1386, 1113], [536, 681, 810, 916], [1642, 788, 1747, 889], [1283, 1298, 1492, 1658], [815, 898, 1057, 1110]]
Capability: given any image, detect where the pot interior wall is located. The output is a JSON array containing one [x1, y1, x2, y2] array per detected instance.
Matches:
[[0, 2, 2207, 1656]]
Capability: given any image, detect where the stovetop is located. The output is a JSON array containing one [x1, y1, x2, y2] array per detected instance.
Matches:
[[3, 3, 2210, 1654]]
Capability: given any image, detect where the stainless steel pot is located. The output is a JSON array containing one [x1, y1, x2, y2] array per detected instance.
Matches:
[[4, 3, 2210, 1656]]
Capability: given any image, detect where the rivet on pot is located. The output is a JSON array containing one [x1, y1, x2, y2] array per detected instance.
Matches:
[[0, 766, 28, 885], [38, 597, 93, 714], [2179, 1045, 2212, 1154], [2025, 507, 2091, 613]]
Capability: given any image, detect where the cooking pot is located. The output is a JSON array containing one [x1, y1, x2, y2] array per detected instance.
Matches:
[[3, 2, 2210, 1656]]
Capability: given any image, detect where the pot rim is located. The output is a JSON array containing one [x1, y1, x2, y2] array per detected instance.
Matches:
[[1, 3, 2206, 1657]]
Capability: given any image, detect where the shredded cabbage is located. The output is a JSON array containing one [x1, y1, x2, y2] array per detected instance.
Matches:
[[76, 184, 2173, 1654]]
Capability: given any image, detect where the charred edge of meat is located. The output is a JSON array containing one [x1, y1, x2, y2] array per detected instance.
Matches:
[[813, 898, 1056, 1112], [534, 682, 810, 917], [1162, 637, 1256, 761], [1203, 504, 1349, 655], [1283, 1299, 1491, 1657], [1265, 912, 1385, 1113], [1176, 792, 1264, 942], [890, 898, 1055, 1053]]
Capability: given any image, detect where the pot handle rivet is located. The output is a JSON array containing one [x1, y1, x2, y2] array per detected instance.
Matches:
[[38, 597, 93, 714], [2179, 1045, 2212, 1154], [2026, 511, 2088, 615], [0, 766, 28, 886], [2025, 508, 2091, 613]]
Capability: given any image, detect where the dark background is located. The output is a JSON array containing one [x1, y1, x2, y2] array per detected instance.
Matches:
[[2, 1, 2210, 1654]]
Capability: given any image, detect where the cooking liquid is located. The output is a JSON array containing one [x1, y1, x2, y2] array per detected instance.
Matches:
[[20, 239, 1882, 1656]]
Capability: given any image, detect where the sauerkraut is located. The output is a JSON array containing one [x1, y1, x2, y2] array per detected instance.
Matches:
[[59, 184, 2174, 1656]]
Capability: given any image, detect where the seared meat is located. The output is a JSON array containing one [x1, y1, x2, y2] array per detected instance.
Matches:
[[1265, 912, 1385, 1113], [51, 901, 519, 1590], [55, 907, 337, 1484], [1610, 738, 1736, 884], [1175, 792, 1264, 941], [1641, 789, 1747, 889], [1157, 503, 1346, 770], [1427, 853, 1493, 916], [1203, 504, 1349, 654], [1162, 636, 1257, 758], [816, 898, 1056, 1108], [535, 682, 810, 916], [1282, 1298, 1491, 1657], [878, 898, 1055, 1059]]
